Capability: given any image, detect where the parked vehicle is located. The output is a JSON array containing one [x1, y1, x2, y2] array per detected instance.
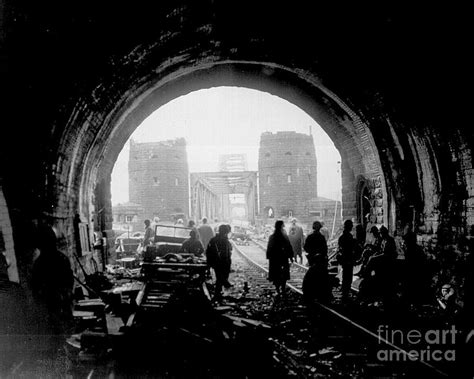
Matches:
[[143, 224, 191, 261]]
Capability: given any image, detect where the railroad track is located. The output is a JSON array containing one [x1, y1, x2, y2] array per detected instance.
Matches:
[[231, 239, 449, 378], [242, 238, 356, 295]]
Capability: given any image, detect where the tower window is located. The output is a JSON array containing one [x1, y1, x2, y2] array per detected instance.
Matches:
[[175, 177, 179, 186], [266, 175, 270, 184], [306, 152, 311, 156], [287, 174, 292, 183], [153, 177, 159, 186], [265, 153, 270, 158]]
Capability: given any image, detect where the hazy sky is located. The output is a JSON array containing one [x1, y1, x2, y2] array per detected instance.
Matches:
[[111, 87, 342, 204]]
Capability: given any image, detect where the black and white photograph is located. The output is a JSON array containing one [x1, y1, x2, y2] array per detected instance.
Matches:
[[0, 2, 471, 378]]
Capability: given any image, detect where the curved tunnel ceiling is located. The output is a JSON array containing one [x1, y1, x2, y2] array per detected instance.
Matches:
[[65, 59, 383, 197], [5, 1, 463, 235], [64, 59, 387, 226]]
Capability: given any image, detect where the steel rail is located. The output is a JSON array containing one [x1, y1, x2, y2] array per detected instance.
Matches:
[[250, 238, 359, 292], [232, 241, 448, 378]]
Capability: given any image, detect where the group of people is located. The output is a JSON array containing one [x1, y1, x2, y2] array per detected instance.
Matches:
[[285, 218, 330, 265], [264, 217, 423, 309], [336, 218, 433, 311], [265, 219, 332, 302], [143, 215, 425, 308]]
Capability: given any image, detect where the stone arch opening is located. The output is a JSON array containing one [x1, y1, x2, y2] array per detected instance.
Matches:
[[53, 61, 388, 262]]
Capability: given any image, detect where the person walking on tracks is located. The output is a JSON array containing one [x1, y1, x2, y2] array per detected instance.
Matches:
[[302, 250, 332, 304], [206, 224, 233, 298], [337, 219, 356, 300], [266, 220, 294, 296], [304, 221, 328, 266], [288, 218, 305, 264]]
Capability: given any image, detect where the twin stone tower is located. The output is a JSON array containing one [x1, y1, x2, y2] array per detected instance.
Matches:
[[125, 131, 333, 229]]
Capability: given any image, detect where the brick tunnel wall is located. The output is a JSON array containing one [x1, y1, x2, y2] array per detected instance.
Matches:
[[0, 0, 471, 299], [0, 185, 18, 282]]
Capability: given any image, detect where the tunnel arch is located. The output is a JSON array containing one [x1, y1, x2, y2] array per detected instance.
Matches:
[[57, 60, 389, 250], [38, 19, 468, 268]]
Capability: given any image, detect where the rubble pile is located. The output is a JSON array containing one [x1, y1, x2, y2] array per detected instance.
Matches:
[[205, 261, 371, 377], [62, 249, 453, 377]]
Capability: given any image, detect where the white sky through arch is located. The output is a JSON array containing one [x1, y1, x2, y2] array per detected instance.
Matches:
[[111, 87, 342, 205]]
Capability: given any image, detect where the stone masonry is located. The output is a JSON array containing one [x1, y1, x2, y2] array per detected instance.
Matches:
[[258, 132, 318, 223], [129, 139, 189, 223]]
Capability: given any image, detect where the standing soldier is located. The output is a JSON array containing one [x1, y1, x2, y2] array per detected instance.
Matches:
[[302, 221, 331, 304], [338, 219, 356, 300], [187, 220, 200, 241], [197, 217, 215, 251], [320, 222, 330, 242], [206, 224, 233, 299], [304, 221, 328, 266], [32, 224, 74, 335], [288, 218, 305, 264], [180, 229, 204, 257], [143, 219, 154, 248], [266, 220, 294, 296]]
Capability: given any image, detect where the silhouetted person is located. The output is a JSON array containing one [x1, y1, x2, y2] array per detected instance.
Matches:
[[361, 226, 398, 309], [181, 229, 204, 257], [437, 284, 458, 321], [355, 226, 381, 277], [320, 222, 330, 242], [143, 219, 154, 247], [31, 224, 74, 336], [266, 220, 294, 296], [187, 220, 200, 241], [288, 218, 305, 264], [379, 225, 397, 260], [206, 224, 233, 298], [197, 217, 214, 251], [338, 220, 356, 299], [302, 252, 332, 304], [401, 222, 426, 305], [304, 221, 328, 266]]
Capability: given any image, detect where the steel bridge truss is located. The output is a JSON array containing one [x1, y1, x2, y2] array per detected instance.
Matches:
[[190, 171, 258, 223]]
